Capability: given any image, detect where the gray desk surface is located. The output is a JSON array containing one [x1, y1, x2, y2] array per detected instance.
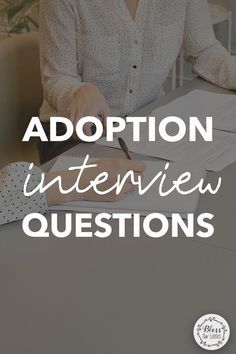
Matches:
[[0, 79, 235, 354]]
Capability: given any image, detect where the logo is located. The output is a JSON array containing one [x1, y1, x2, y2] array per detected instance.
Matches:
[[193, 314, 230, 351]]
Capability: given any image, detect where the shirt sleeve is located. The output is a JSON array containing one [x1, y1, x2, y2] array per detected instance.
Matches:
[[183, 0, 236, 90], [0, 163, 48, 225], [39, 0, 85, 117]]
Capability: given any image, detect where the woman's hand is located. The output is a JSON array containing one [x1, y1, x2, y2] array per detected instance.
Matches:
[[69, 83, 111, 139], [45, 159, 146, 206]]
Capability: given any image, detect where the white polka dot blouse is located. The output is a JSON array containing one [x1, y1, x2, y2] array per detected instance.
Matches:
[[39, 0, 236, 122]]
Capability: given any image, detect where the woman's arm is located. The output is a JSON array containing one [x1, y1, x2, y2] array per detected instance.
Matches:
[[0, 160, 145, 225], [183, 0, 236, 90], [39, 0, 85, 118], [45, 159, 145, 205], [40, 0, 111, 131]]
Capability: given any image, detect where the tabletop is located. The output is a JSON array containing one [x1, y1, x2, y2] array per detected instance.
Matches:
[[0, 78, 235, 354]]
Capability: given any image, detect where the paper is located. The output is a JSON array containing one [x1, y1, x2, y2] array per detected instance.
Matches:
[[98, 122, 236, 172], [152, 90, 236, 133], [97, 90, 236, 171], [49, 156, 205, 217]]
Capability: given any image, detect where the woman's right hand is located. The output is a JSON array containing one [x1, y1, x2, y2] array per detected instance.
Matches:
[[45, 159, 146, 206], [69, 83, 111, 139]]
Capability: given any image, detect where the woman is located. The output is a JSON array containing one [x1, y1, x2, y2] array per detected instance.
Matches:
[[0, 159, 145, 225], [39, 0, 236, 163]]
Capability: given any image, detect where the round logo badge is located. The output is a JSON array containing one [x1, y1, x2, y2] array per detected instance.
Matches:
[[193, 314, 230, 351]]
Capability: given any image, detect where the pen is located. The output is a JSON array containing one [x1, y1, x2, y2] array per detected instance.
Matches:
[[91, 123, 97, 135], [118, 137, 132, 160]]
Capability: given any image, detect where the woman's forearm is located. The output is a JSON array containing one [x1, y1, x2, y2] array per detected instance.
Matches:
[[184, 0, 236, 90], [39, 0, 84, 117]]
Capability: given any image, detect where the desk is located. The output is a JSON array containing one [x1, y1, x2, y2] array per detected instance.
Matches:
[[0, 79, 235, 354]]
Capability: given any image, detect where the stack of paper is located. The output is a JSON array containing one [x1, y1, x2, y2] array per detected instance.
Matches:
[[97, 90, 236, 171], [152, 90, 236, 133], [49, 156, 205, 217]]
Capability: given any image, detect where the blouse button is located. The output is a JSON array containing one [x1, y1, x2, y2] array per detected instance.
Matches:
[[129, 89, 134, 94], [133, 65, 137, 69]]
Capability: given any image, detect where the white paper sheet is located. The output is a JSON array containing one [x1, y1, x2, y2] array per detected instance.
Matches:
[[152, 90, 236, 133], [98, 122, 236, 172], [49, 156, 205, 217], [97, 90, 236, 171]]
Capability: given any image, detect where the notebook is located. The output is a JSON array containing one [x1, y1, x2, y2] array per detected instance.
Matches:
[[49, 155, 205, 217]]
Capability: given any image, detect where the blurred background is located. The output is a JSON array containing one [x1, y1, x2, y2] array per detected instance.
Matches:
[[0, 0, 235, 168]]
